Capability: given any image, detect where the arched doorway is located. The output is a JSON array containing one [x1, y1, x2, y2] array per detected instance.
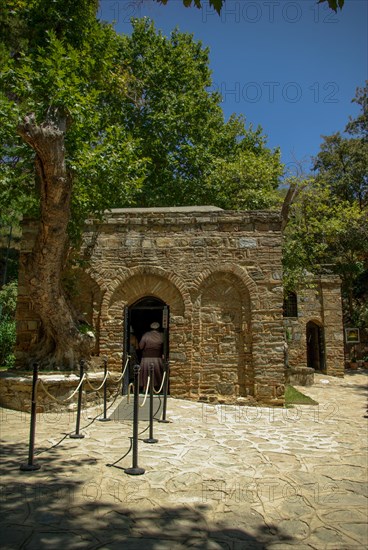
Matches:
[[306, 321, 325, 371], [123, 296, 169, 393], [129, 296, 167, 343]]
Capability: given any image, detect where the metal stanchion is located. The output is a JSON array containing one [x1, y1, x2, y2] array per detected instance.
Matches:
[[98, 357, 111, 422], [144, 364, 158, 444], [70, 360, 85, 439], [158, 360, 171, 423], [125, 365, 145, 475], [20, 362, 41, 471]]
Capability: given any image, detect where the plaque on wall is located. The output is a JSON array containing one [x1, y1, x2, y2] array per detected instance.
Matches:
[[345, 328, 360, 344]]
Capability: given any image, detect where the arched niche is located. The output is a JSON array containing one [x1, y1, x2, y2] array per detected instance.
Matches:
[[193, 271, 253, 398]]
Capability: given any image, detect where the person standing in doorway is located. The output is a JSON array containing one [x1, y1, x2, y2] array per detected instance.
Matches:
[[139, 321, 163, 391]]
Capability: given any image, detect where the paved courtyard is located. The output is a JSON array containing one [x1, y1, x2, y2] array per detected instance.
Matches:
[[0, 371, 367, 549]]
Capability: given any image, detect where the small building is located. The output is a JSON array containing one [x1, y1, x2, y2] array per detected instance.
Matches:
[[15, 207, 345, 404], [283, 281, 345, 385]]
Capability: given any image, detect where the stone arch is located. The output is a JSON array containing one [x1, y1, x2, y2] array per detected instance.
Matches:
[[192, 264, 258, 308], [103, 266, 188, 318], [98, 268, 190, 371], [192, 269, 253, 399]]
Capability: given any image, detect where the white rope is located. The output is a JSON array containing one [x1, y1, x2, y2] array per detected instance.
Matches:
[[127, 382, 135, 404], [37, 373, 86, 404], [139, 376, 151, 408], [153, 371, 166, 394], [84, 369, 109, 392], [114, 355, 130, 383]]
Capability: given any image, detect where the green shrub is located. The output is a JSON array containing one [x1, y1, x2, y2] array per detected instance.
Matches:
[[0, 319, 16, 368], [0, 281, 18, 319]]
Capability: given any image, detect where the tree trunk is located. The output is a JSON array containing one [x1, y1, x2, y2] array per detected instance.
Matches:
[[280, 181, 300, 230], [18, 115, 92, 369]]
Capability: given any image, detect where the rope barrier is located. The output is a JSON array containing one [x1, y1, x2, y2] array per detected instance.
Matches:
[[38, 359, 125, 403], [69, 360, 85, 439], [37, 373, 86, 404], [20, 356, 171, 474], [84, 369, 109, 392], [127, 382, 135, 404], [139, 376, 150, 408], [153, 371, 166, 395], [114, 355, 130, 384]]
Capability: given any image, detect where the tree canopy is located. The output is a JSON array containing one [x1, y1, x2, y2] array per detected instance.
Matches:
[[1, 4, 282, 231], [115, 18, 282, 209], [0, 0, 282, 368], [283, 82, 368, 328]]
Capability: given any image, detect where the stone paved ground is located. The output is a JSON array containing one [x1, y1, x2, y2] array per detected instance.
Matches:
[[0, 371, 367, 549]]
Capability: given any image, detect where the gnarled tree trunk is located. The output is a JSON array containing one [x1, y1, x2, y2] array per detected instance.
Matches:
[[18, 115, 92, 369]]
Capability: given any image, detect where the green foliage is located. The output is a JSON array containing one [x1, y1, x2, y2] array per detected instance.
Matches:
[[0, 3, 148, 238], [0, 0, 99, 56], [285, 385, 318, 406], [1, 7, 282, 239], [283, 180, 367, 288], [0, 281, 17, 367], [318, 0, 344, 12], [156, 0, 225, 15], [346, 81, 368, 140], [0, 320, 16, 367], [203, 139, 283, 210], [117, 19, 282, 208], [283, 82, 368, 327], [313, 132, 367, 209], [0, 281, 18, 319]]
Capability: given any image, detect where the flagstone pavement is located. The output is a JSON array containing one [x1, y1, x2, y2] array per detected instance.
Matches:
[[0, 370, 367, 549]]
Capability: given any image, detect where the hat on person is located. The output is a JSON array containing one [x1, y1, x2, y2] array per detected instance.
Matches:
[[150, 322, 160, 330]]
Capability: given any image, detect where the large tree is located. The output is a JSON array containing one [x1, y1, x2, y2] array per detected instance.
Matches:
[[114, 18, 282, 208], [0, 1, 149, 368], [283, 82, 368, 328], [1, 1, 281, 369]]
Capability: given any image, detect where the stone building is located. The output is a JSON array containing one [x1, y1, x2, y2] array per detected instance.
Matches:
[[15, 206, 345, 404], [283, 279, 345, 385]]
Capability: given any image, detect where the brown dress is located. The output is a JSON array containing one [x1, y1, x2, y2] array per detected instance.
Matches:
[[139, 329, 164, 390]]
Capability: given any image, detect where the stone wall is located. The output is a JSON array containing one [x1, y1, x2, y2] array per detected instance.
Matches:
[[0, 371, 121, 413], [14, 206, 346, 404], [284, 277, 345, 377], [15, 207, 286, 405]]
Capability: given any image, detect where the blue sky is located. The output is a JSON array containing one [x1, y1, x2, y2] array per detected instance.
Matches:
[[99, 0, 367, 178]]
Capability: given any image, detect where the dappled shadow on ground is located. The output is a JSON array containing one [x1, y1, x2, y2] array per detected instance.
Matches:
[[342, 371, 368, 408], [0, 440, 295, 550], [344, 368, 368, 379]]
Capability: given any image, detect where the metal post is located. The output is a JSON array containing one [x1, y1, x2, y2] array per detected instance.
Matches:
[[125, 365, 145, 475], [20, 362, 41, 471], [70, 360, 85, 439], [144, 364, 158, 444], [98, 357, 110, 422], [158, 360, 171, 423]]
